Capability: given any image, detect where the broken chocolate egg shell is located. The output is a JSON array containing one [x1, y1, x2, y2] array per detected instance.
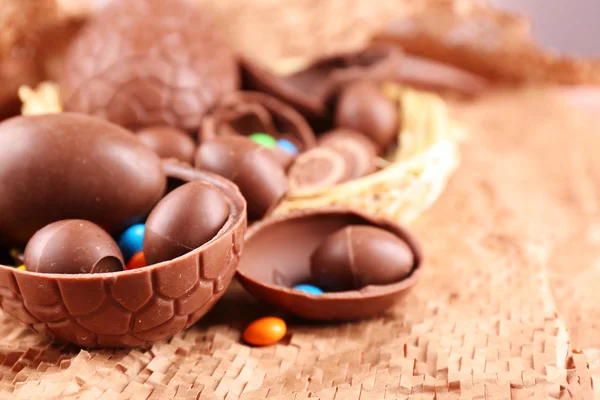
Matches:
[[199, 91, 316, 152], [237, 208, 422, 321], [240, 45, 402, 118], [0, 162, 246, 348]]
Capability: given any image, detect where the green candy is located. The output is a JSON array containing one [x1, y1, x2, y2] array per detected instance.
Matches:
[[249, 133, 277, 148]]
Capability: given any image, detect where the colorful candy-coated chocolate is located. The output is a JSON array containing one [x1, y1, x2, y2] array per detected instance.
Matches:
[[249, 133, 277, 148], [276, 139, 298, 155], [118, 224, 145, 261], [242, 316, 287, 346], [16, 265, 25, 271], [293, 284, 323, 295], [126, 251, 146, 270]]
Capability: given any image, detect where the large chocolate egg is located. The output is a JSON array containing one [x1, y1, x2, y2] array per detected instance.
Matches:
[[60, 0, 239, 131], [144, 181, 230, 265], [136, 125, 196, 164], [0, 113, 166, 247], [310, 225, 414, 291], [24, 220, 124, 274], [194, 136, 287, 220]]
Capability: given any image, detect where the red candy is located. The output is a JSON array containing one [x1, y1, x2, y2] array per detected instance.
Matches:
[[126, 252, 146, 270]]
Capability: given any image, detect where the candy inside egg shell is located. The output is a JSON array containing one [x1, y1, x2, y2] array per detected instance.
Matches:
[[237, 208, 422, 320], [0, 162, 247, 348]]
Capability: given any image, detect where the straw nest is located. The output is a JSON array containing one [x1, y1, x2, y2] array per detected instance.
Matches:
[[19, 80, 462, 224]]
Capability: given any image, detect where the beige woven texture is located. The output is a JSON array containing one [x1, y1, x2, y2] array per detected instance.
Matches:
[[0, 90, 594, 399]]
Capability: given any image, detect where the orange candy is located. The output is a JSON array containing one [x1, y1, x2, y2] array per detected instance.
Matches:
[[242, 317, 287, 346], [126, 252, 146, 270]]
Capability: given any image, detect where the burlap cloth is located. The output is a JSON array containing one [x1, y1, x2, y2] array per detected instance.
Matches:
[[0, 89, 595, 398]]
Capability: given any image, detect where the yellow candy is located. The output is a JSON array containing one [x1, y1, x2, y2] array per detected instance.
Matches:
[[16, 265, 25, 271], [242, 317, 287, 346]]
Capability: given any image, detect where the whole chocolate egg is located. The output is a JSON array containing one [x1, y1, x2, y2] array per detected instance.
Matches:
[[334, 81, 399, 151], [194, 136, 288, 220], [24, 220, 124, 274], [310, 225, 414, 291], [144, 181, 230, 265], [60, 0, 239, 131], [0, 113, 166, 247], [136, 125, 196, 164]]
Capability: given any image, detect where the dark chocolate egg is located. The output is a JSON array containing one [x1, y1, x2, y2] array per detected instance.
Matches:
[[310, 225, 414, 291], [136, 125, 196, 164], [194, 136, 287, 220], [334, 81, 399, 150], [24, 220, 124, 274], [0, 113, 166, 248], [60, 0, 239, 131], [144, 181, 230, 265]]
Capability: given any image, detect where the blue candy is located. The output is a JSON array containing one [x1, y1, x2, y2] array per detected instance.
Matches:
[[276, 139, 299, 155], [118, 224, 145, 261], [293, 284, 323, 295]]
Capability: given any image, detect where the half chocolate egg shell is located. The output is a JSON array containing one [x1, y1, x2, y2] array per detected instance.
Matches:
[[0, 162, 246, 348], [237, 208, 421, 320]]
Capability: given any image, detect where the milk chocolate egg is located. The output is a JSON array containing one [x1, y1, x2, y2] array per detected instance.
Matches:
[[310, 225, 414, 291], [0, 113, 166, 247], [144, 181, 230, 265], [194, 136, 287, 220], [24, 220, 124, 274], [334, 81, 398, 150], [287, 147, 351, 193], [136, 126, 196, 164], [60, 0, 239, 131], [318, 129, 377, 179]]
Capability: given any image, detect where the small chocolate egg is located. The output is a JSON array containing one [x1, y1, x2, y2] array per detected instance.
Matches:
[[144, 181, 230, 265], [334, 81, 399, 151], [310, 225, 414, 291], [242, 317, 287, 346], [194, 136, 287, 220], [136, 126, 196, 164], [24, 220, 124, 274]]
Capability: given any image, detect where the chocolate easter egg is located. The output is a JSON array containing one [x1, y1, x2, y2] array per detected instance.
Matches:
[[60, 0, 239, 131], [144, 180, 230, 265], [310, 225, 414, 291], [24, 220, 124, 274], [0, 113, 166, 247], [194, 136, 287, 220]]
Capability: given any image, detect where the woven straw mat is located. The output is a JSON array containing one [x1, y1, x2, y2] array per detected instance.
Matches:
[[0, 88, 596, 398]]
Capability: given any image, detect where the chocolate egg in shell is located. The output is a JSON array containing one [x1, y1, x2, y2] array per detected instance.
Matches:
[[24, 220, 124, 274], [0, 113, 166, 248], [237, 208, 421, 320], [60, 0, 239, 131], [310, 225, 414, 292], [194, 136, 288, 220], [144, 180, 230, 265], [0, 162, 246, 348]]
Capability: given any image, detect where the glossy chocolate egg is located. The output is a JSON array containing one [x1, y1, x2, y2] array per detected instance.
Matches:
[[60, 0, 239, 131], [310, 225, 414, 291], [194, 136, 287, 220], [136, 126, 196, 164], [334, 80, 399, 150], [0, 113, 166, 248], [24, 220, 124, 274], [144, 181, 230, 265]]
